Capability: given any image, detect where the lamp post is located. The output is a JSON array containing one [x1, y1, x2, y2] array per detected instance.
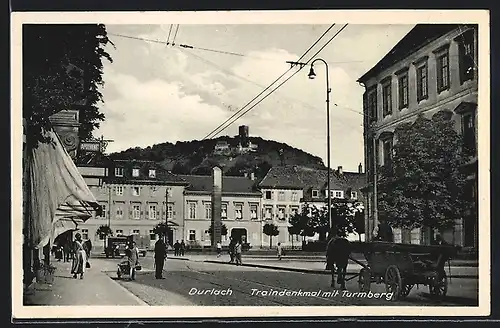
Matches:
[[308, 58, 332, 233]]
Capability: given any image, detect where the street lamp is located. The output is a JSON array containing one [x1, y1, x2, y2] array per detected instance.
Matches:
[[308, 58, 332, 233]]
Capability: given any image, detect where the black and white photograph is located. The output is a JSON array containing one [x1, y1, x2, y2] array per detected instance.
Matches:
[[12, 10, 489, 319]]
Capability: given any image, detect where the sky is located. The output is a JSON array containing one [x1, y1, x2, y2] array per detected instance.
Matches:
[[96, 24, 415, 172]]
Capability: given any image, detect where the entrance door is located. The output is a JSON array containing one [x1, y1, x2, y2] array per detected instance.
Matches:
[[166, 228, 174, 246], [231, 228, 247, 243]]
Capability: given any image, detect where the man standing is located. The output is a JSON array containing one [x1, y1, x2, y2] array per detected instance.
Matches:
[[154, 237, 167, 279], [174, 240, 180, 256], [180, 240, 186, 256], [216, 241, 222, 258], [277, 242, 283, 261], [234, 240, 242, 265]]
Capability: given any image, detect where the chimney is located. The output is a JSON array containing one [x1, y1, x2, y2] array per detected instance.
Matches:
[[358, 163, 363, 174], [250, 172, 255, 181], [337, 166, 343, 175]]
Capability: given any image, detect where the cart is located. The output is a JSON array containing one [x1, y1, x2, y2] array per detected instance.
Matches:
[[347, 241, 459, 301]]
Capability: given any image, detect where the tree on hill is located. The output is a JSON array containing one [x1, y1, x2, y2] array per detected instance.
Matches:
[[263, 223, 280, 248], [23, 24, 114, 148], [377, 114, 471, 239], [95, 225, 113, 250]]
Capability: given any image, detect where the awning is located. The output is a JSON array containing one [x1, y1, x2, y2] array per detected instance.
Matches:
[[29, 128, 101, 249]]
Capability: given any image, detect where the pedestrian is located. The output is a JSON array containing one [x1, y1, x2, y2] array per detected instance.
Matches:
[[234, 240, 242, 265], [154, 237, 167, 279], [174, 240, 180, 256], [180, 240, 186, 256], [277, 242, 282, 261], [83, 239, 92, 268], [326, 229, 351, 290], [228, 237, 235, 263], [71, 233, 87, 279], [216, 241, 222, 258], [126, 241, 140, 281]]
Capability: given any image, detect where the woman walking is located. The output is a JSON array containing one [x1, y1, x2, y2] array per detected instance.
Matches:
[[71, 233, 87, 279]]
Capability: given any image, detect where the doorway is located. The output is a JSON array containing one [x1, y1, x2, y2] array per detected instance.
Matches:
[[231, 228, 247, 243]]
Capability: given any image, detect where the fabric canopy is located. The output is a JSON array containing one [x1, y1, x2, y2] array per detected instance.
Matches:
[[29, 128, 100, 249]]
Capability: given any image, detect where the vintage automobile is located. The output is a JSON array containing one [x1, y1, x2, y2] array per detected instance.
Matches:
[[105, 236, 129, 258]]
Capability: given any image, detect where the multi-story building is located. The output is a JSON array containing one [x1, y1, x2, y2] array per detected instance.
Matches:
[[180, 173, 263, 247], [259, 164, 366, 245], [79, 159, 189, 249], [358, 24, 478, 248]]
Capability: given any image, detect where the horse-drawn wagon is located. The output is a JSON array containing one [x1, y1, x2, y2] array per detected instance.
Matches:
[[347, 241, 459, 301]]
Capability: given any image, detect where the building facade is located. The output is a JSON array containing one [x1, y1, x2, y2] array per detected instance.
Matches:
[[259, 165, 366, 245], [180, 174, 263, 248], [79, 159, 189, 249], [358, 24, 478, 248]]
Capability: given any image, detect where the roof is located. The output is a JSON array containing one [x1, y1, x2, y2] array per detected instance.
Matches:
[[259, 165, 366, 191], [358, 24, 459, 83], [105, 159, 188, 185], [178, 174, 261, 195]]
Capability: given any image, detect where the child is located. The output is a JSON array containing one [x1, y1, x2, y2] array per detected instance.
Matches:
[[277, 242, 282, 261]]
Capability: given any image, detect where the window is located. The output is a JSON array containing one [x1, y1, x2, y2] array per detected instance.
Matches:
[[132, 186, 140, 196], [116, 229, 123, 236], [458, 30, 475, 83], [132, 205, 141, 219], [250, 204, 258, 219], [367, 88, 378, 122], [132, 229, 140, 235], [278, 207, 285, 220], [436, 51, 450, 92], [290, 207, 299, 217], [148, 205, 157, 220], [167, 204, 173, 219], [201, 230, 210, 242], [265, 207, 273, 220], [150, 186, 158, 196], [398, 73, 409, 109], [149, 230, 157, 240], [166, 188, 172, 197], [462, 112, 476, 156], [132, 168, 140, 177], [382, 80, 392, 117], [189, 202, 196, 219], [205, 202, 212, 219], [115, 186, 124, 196], [81, 229, 88, 240], [265, 191, 272, 200], [416, 62, 428, 101], [115, 167, 124, 177], [278, 191, 285, 201], [149, 169, 156, 178], [333, 191, 344, 199], [382, 138, 393, 167], [235, 203, 243, 220], [116, 205, 123, 219], [351, 191, 358, 199], [312, 190, 319, 198], [291, 192, 298, 202], [189, 230, 196, 241], [221, 203, 227, 219], [101, 204, 107, 219]]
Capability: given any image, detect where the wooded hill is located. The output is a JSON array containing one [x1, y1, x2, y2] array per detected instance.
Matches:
[[109, 136, 326, 181]]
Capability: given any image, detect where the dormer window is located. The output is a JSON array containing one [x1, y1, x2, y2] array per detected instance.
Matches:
[[115, 167, 124, 177], [149, 169, 156, 178], [312, 190, 319, 198], [132, 168, 140, 177]]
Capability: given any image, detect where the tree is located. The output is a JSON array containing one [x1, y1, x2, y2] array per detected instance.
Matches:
[[23, 24, 114, 149], [287, 225, 301, 248], [208, 222, 228, 240], [153, 222, 171, 244], [377, 114, 470, 236], [288, 203, 315, 242], [95, 225, 113, 250], [263, 223, 280, 248]]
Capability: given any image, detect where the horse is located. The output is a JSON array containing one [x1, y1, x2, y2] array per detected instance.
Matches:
[[326, 234, 351, 289]]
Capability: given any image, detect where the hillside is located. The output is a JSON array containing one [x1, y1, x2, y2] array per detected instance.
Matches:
[[108, 136, 326, 181]]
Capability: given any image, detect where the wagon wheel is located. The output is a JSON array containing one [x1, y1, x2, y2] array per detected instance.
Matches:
[[429, 271, 448, 299], [400, 283, 414, 298], [358, 268, 371, 292], [117, 269, 122, 279], [385, 265, 402, 301]]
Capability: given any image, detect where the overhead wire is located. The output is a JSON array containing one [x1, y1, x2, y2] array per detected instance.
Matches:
[[203, 24, 349, 140], [201, 24, 338, 140]]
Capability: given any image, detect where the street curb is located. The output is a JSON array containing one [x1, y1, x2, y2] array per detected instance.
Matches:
[[105, 272, 149, 306], [200, 260, 479, 279]]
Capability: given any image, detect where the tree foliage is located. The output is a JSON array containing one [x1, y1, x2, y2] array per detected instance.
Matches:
[[208, 222, 228, 236], [263, 223, 280, 247], [23, 24, 114, 148], [377, 114, 470, 231], [95, 224, 113, 249]]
